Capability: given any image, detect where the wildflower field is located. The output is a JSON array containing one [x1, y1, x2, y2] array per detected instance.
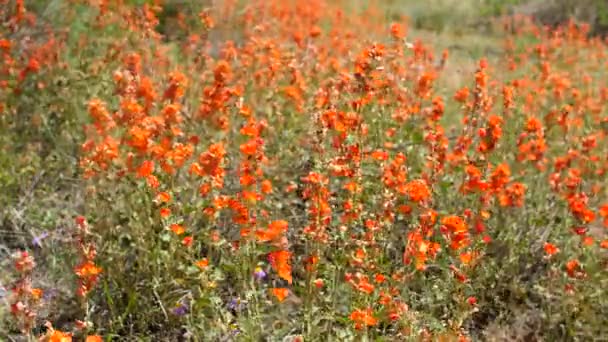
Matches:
[[2, 0, 608, 340]]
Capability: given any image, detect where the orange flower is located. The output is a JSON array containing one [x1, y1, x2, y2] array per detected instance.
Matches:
[[390, 23, 406, 39], [199, 183, 211, 196], [239, 139, 258, 155], [85, 336, 103, 342], [402, 179, 431, 203], [48, 330, 73, 342], [182, 236, 193, 247], [268, 250, 292, 284], [146, 175, 160, 189], [582, 236, 594, 247], [256, 220, 288, 242], [196, 142, 226, 178], [600, 204, 608, 227], [441, 215, 467, 234], [195, 258, 209, 269], [160, 207, 171, 218], [271, 288, 289, 302], [600, 204, 608, 217], [0, 39, 11, 51], [242, 190, 260, 204], [310, 25, 322, 38], [459, 252, 475, 265], [544, 242, 559, 256], [156, 192, 171, 203], [170, 224, 185, 235], [137, 160, 154, 178], [30, 288, 43, 300], [163, 71, 188, 101], [499, 182, 527, 207], [213, 60, 231, 83], [397, 205, 412, 215], [565, 259, 581, 278], [199, 10, 214, 28], [416, 71, 437, 98], [454, 87, 470, 103], [356, 278, 375, 294], [441, 216, 469, 250], [490, 163, 510, 190], [261, 179, 273, 194], [128, 126, 151, 151], [349, 308, 377, 329], [74, 261, 102, 278], [419, 209, 438, 227]]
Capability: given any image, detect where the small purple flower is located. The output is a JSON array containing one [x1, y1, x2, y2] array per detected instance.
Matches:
[[229, 323, 240, 337], [253, 267, 266, 281], [227, 297, 246, 312], [43, 288, 57, 301], [172, 302, 189, 316], [32, 232, 49, 247]]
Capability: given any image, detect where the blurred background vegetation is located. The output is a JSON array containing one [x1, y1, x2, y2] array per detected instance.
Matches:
[[383, 0, 608, 35]]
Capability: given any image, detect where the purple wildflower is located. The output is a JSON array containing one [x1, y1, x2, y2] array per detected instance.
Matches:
[[43, 288, 57, 301], [32, 231, 49, 247], [172, 302, 189, 316], [227, 297, 246, 312], [229, 323, 240, 337], [253, 267, 266, 281]]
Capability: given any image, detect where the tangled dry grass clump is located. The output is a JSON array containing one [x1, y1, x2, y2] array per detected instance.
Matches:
[[2, 0, 608, 340]]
